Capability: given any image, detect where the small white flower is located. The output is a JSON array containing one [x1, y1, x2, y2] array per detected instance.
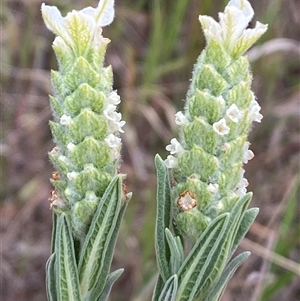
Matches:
[[67, 171, 78, 181], [67, 142, 76, 151], [221, 143, 230, 151], [216, 95, 226, 107], [60, 114, 72, 126], [165, 155, 178, 169], [235, 177, 249, 196], [243, 141, 255, 163], [175, 111, 189, 125], [226, 104, 243, 123], [166, 138, 185, 155], [104, 104, 126, 133], [107, 91, 121, 105], [249, 100, 263, 122], [104, 134, 121, 148], [109, 120, 126, 133], [207, 183, 219, 193], [213, 118, 230, 135], [103, 104, 119, 121]]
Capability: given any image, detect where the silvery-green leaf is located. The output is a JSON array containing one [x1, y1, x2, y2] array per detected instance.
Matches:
[[155, 154, 171, 281], [55, 214, 81, 301], [204, 251, 250, 301], [158, 275, 178, 301], [229, 207, 258, 258], [78, 175, 124, 298], [176, 213, 228, 301], [152, 275, 165, 301], [46, 253, 57, 301], [165, 228, 184, 275], [96, 269, 124, 301], [87, 200, 128, 301]]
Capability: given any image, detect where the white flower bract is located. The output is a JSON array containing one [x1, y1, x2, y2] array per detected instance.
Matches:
[[198, 0, 267, 56]]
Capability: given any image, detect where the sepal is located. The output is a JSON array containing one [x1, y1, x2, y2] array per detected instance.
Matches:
[[195, 64, 228, 96], [178, 145, 219, 181], [64, 84, 106, 117]]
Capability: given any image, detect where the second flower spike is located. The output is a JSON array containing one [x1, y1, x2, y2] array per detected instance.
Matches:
[[164, 0, 267, 240]]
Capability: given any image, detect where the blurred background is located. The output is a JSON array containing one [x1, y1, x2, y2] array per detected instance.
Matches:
[[1, 0, 299, 300]]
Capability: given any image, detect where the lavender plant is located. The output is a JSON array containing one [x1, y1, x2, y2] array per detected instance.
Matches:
[[42, 0, 267, 300]]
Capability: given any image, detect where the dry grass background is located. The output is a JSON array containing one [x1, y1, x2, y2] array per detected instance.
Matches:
[[1, 0, 299, 300]]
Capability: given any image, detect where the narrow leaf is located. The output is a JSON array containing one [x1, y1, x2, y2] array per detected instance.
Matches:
[[158, 275, 178, 301], [55, 214, 81, 301], [152, 275, 165, 301], [155, 154, 172, 281], [46, 253, 57, 301], [88, 200, 128, 301], [97, 269, 124, 301], [192, 194, 253, 299], [78, 175, 123, 297], [229, 207, 258, 258], [176, 214, 228, 300], [204, 252, 250, 301], [51, 212, 57, 254], [165, 228, 184, 275]]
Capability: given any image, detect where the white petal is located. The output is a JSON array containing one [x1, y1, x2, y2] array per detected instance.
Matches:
[[104, 134, 121, 148], [67, 142, 76, 151], [249, 100, 263, 122], [213, 118, 230, 135], [207, 183, 219, 193], [175, 111, 189, 125], [108, 90, 121, 105], [95, 0, 115, 26], [67, 171, 78, 181], [74, 0, 115, 27], [235, 177, 249, 196], [60, 114, 72, 126], [199, 15, 223, 42], [165, 155, 178, 169], [227, 0, 254, 24], [234, 21, 268, 56], [243, 141, 255, 163], [41, 4, 71, 45], [166, 138, 185, 155], [226, 103, 243, 123], [220, 6, 249, 49], [109, 120, 125, 133]]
